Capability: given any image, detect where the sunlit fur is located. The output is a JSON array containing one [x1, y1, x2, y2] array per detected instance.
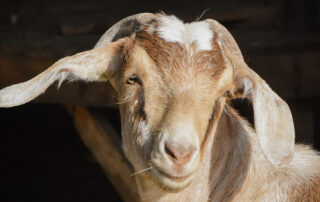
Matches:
[[118, 34, 228, 191], [116, 16, 320, 201], [0, 14, 320, 201]]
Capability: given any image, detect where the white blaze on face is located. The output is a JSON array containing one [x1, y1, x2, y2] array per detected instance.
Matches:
[[155, 15, 214, 51]]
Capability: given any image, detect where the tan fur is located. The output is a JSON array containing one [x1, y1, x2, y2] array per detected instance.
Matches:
[[118, 30, 320, 201], [133, 104, 320, 202], [0, 13, 319, 201], [118, 18, 320, 201]]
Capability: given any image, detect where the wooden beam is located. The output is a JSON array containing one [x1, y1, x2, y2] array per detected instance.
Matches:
[[66, 106, 139, 202], [247, 51, 320, 99]]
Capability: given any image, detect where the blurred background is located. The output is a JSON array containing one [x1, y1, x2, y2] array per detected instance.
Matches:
[[0, 0, 319, 201]]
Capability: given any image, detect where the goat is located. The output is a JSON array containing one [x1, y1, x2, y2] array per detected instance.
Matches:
[[1, 13, 320, 202]]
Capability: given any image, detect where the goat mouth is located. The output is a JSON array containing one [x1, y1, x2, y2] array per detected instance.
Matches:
[[155, 168, 191, 182], [150, 166, 194, 191]]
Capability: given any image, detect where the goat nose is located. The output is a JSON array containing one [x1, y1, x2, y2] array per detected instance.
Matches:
[[164, 142, 194, 166]]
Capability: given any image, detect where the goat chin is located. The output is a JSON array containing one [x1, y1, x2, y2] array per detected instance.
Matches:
[[148, 150, 201, 191], [150, 167, 195, 191]]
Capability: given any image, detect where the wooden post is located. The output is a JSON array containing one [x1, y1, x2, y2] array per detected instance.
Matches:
[[66, 106, 139, 202]]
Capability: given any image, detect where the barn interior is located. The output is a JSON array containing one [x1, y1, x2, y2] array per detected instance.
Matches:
[[0, 0, 320, 201]]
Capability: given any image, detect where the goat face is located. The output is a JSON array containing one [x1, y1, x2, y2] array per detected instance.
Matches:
[[0, 13, 295, 192], [117, 17, 234, 191]]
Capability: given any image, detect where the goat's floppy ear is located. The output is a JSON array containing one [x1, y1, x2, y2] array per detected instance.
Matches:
[[0, 38, 126, 108], [206, 19, 295, 166], [232, 62, 295, 166]]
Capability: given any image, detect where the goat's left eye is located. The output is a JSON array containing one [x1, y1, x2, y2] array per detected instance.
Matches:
[[127, 74, 140, 85]]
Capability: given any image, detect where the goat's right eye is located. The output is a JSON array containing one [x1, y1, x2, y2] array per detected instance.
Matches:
[[126, 74, 140, 85]]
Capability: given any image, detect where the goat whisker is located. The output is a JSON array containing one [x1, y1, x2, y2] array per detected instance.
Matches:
[[130, 166, 153, 177]]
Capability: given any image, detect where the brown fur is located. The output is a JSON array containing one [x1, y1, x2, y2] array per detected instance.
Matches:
[[288, 176, 320, 201]]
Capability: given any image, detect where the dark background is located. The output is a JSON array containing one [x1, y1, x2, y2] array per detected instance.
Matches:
[[0, 0, 319, 201]]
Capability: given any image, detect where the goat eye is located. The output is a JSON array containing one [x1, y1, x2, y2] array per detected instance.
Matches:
[[127, 74, 140, 85]]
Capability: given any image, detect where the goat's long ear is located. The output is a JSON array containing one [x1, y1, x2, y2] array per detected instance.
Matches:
[[207, 19, 295, 166], [0, 38, 127, 108], [231, 61, 295, 166]]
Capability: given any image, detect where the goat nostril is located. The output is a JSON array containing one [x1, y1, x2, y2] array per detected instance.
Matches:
[[165, 144, 177, 159], [164, 142, 194, 165]]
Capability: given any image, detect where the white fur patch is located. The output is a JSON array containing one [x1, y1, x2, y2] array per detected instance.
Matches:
[[137, 120, 151, 145], [156, 15, 213, 51]]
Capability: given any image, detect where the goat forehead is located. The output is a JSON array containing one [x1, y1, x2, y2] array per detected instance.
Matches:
[[146, 15, 213, 51], [134, 36, 225, 90], [130, 15, 227, 95], [130, 44, 218, 92], [135, 15, 223, 73]]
